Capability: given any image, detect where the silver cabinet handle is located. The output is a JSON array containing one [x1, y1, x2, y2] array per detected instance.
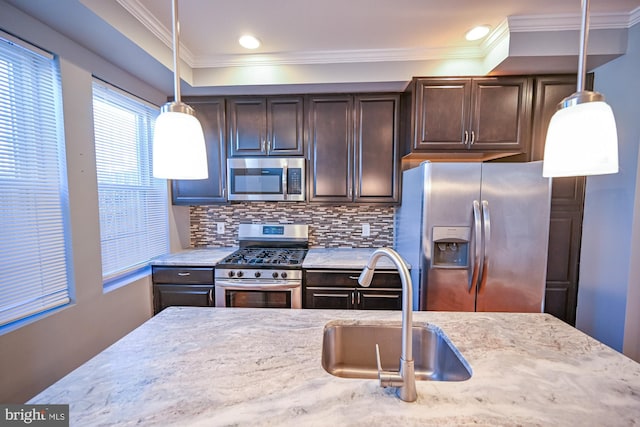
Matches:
[[208, 288, 213, 305], [470, 130, 476, 145], [177, 272, 191, 276], [463, 130, 469, 144], [261, 139, 266, 152], [357, 291, 361, 305], [351, 292, 355, 306], [267, 139, 272, 154], [348, 276, 359, 280]]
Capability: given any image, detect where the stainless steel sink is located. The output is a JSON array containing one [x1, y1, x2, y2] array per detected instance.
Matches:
[[321, 321, 472, 381]]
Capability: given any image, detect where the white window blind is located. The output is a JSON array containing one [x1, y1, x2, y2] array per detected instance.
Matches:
[[92, 80, 168, 282], [0, 34, 72, 328]]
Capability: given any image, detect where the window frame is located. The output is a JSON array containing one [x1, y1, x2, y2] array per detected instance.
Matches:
[[91, 78, 169, 290]]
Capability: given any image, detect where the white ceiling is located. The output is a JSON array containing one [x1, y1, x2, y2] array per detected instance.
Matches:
[[5, 0, 640, 95]]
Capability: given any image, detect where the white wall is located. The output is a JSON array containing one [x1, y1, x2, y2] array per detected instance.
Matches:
[[577, 22, 640, 359], [0, 2, 171, 402]]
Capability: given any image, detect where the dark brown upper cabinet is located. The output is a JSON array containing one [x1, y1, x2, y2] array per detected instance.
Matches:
[[403, 76, 532, 159], [354, 94, 400, 203], [227, 96, 304, 157], [171, 98, 227, 205], [307, 94, 400, 204]]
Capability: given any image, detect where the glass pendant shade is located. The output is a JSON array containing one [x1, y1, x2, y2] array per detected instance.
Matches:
[[153, 104, 208, 179], [543, 99, 618, 177], [542, 0, 618, 178], [152, 0, 208, 180]]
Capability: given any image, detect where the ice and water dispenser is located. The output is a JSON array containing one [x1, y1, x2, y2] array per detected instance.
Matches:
[[432, 226, 470, 268]]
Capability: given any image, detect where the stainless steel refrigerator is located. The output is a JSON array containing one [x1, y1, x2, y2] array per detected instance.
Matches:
[[395, 161, 551, 312]]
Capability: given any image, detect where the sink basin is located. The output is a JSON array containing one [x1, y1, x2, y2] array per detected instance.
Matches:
[[321, 321, 472, 381]]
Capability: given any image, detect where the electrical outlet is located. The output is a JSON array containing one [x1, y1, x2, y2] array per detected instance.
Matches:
[[361, 223, 370, 237], [216, 222, 225, 234]]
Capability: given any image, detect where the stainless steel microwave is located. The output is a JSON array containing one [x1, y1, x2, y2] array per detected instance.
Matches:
[[227, 157, 305, 201]]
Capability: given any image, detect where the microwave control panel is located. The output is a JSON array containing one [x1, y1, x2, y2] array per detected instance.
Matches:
[[287, 168, 303, 195]]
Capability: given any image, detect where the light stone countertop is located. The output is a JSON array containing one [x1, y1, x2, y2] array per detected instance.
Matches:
[[151, 247, 408, 270], [303, 248, 410, 270], [29, 307, 640, 426], [150, 247, 238, 266]]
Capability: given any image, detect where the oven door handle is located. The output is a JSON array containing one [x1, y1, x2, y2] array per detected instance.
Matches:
[[215, 279, 301, 291]]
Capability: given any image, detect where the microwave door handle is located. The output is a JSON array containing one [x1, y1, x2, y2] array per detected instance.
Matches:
[[282, 165, 288, 200]]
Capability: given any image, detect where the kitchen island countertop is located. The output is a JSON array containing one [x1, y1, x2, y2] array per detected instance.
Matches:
[[29, 308, 640, 426]]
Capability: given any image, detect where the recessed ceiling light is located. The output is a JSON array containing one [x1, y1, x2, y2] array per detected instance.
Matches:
[[465, 25, 491, 41], [239, 35, 261, 50]]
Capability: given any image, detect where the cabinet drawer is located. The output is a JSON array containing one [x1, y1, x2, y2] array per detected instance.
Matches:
[[152, 267, 214, 284], [304, 270, 402, 288], [153, 284, 214, 314]]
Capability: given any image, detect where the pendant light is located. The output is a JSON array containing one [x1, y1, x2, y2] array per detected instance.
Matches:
[[153, 0, 208, 179], [542, 0, 618, 178]]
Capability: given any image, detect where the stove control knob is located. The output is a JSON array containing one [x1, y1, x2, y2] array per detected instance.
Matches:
[[281, 272, 288, 279], [228, 271, 235, 278], [236, 271, 244, 278], [254, 271, 261, 278], [272, 272, 279, 279]]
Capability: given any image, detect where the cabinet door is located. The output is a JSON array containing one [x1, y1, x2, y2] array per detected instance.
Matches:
[[544, 209, 582, 324], [267, 97, 304, 155], [530, 75, 578, 161], [413, 78, 470, 150], [304, 287, 353, 309], [307, 95, 353, 202], [171, 99, 227, 204], [469, 77, 531, 151], [228, 97, 267, 156], [357, 289, 402, 310], [153, 284, 214, 314], [354, 94, 400, 203], [531, 75, 588, 326]]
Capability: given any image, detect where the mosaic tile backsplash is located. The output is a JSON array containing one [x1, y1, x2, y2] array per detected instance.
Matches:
[[190, 202, 395, 248]]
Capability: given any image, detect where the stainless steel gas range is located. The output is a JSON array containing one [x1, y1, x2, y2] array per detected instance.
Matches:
[[214, 223, 308, 309]]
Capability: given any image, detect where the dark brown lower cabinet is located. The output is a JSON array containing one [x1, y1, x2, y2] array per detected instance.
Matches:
[[152, 266, 215, 314], [303, 270, 402, 310], [543, 177, 585, 325]]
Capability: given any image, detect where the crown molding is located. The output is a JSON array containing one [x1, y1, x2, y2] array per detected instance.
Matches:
[[508, 10, 636, 32], [116, 0, 638, 70], [116, 0, 195, 66], [480, 18, 510, 57], [630, 6, 640, 28], [192, 46, 484, 68]]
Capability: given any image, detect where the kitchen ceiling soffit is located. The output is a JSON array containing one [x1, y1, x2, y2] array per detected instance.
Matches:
[[82, 0, 638, 92]]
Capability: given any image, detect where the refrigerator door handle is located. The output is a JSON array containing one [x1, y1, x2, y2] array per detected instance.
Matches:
[[479, 200, 491, 292], [470, 200, 482, 293]]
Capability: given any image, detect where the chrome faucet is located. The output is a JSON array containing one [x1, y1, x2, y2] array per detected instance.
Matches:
[[358, 247, 417, 402]]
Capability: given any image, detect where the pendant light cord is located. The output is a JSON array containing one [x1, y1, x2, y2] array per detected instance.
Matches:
[[577, 0, 590, 93], [171, 0, 181, 103]]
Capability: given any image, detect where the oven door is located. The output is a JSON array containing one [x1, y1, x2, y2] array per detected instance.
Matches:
[[215, 279, 302, 309]]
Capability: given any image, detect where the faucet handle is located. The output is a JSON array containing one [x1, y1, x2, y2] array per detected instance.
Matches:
[[375, 344, 403, 388], [375, 343, 383, 377]]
